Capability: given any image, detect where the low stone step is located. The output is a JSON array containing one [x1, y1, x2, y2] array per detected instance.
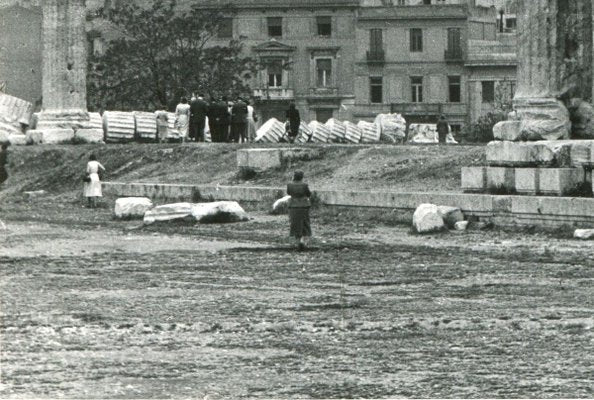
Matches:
[[462, 166, 590, 196]]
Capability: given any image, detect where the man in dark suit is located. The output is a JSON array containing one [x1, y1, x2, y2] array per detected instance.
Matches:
[[211, 96, 230, 143], [189, 93, 209, 142], [436, 114, 450, 144], [230, 97, 248, 143]]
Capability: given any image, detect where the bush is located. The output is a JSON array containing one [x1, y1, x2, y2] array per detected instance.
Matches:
[[460, 112, 507, 143]]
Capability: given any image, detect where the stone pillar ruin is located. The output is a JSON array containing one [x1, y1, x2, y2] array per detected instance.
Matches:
[[28, 0, 103, 144], [493, 0, 593, 141]]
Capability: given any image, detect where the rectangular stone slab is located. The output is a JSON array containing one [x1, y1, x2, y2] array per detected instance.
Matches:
[[515, 167, 586, 196], [486, 167, 515, 192], [461, 166, 487, 192], [486, 140, 594, 168]]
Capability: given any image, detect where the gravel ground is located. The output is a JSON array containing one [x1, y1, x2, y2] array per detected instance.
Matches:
[[1, 197, 593, 399]]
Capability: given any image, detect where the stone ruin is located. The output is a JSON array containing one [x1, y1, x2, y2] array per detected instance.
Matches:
[[464, 0, 594, 198], [25, 0, 103, 144]]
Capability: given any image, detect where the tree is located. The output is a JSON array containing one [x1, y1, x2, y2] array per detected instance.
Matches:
[[87, 0, 256, 111]]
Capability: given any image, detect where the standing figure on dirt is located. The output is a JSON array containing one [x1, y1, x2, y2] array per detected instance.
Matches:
[[175, 97, 191, 142], [285, 102, 300, 143], [0, 142, 10, 188], [436, 114, 450, 144], [189, 93, 208, 142], [84, 154, 106, 209], [287, 170, 312, 251], [230, 97, 248, 143], [246, 99, 258, 143]]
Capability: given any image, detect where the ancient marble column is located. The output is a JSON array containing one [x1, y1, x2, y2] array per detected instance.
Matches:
[[493, 0, 593, 141], [31, 0, 94, 142]]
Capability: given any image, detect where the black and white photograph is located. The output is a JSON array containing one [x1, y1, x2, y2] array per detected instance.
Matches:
[[0, 0, 593, 398]]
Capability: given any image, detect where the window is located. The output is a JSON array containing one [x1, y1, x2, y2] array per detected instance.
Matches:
[[505, 17, 516, 30], [411, 76, 423, 103], [317, 16, 331, 37], [369, 29, 383, 54], [217, 18, 233, 38], [482, 80, 495, 103], [267, 60, 283, 87], [447, 28, 461, 55], [316, 59, 332, 87], [423, 0, 431, 4], [450, 124, 461, 134], [316, 109, 333, 123], [267, 17, 282, 37], [448, 76, 461, 103], [396, 0, 406, 4], [370, 77, 383, 104], [410, 28, 423, 52]]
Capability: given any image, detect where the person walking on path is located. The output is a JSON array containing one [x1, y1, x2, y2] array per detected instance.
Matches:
[[190, 93, 208, 142], [175, 97, 191, 142], [436, 114, 450, 144], [0, 142, 10, 188], [84, 154, 106, 209], [285, 102, 301, 143], [247, 100, 258, 142], [230, 97, 248, 143], [287, 170, 312, 251]]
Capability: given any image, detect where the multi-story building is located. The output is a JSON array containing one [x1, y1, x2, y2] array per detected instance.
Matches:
[[196, 0, 359, 123], [1, 0, 516, 129], [354, 0, 516, 133]]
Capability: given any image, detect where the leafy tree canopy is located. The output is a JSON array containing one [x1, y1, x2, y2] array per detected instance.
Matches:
[[87, 0, 256, 111]]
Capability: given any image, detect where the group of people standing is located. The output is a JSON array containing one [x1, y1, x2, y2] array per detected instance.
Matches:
[[175, 94, 258, 143]]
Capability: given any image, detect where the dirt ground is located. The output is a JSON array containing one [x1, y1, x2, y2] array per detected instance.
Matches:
[[1, 193, 593, 399]]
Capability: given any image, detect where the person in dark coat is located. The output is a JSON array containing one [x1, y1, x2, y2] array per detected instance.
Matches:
[[210, 96, 230, 143], [189, 93, 209, 142], [0, 142, 9, 187], [436, 114, 450, 144], [285, 102, 301, 143], [230, 97, 248, 143], [287, 170, 312, 250]]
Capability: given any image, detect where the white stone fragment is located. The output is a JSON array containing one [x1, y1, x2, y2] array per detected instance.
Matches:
[[191, 201, 249, 223], [574, 229, 594, 240], [143, 202, 193, 225], [413, 204, 446, 233], [437, 206, 465, 229], [115, 197, 153, 219], [454, 221, 469, 231], [272, 195, 291, 215]]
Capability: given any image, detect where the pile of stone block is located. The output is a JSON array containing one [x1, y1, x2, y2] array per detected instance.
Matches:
[[0, 93, 33, 145], [462, 140, 594, 197], [307, 121, 330, 143], [408, 123, 458, 144], [103, 111, 135, 142], [358, 120, 381, 143], [134, 112, 158, 141], [325, 118, 346, 143], [255, 118, 285, 143], [374, 113, 406, 143]]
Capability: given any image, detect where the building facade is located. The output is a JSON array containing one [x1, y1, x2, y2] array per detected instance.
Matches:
[[353, 0, 516, 132], [1, 0, 517, 128], [199, 0, 359, 123]]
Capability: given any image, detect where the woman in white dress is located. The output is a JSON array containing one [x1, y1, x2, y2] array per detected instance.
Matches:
[[84, 154, 106, 208], [175, 97, 191, 142]]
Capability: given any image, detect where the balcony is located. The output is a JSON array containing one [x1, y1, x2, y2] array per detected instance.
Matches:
[[252, 88, 294, 100], [444, 48, 464, 63], [308, 87, 339, 98], [366, 49, 385, 64]]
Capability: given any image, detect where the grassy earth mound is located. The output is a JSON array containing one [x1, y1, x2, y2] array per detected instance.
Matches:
[[0, 143, 485, 199]]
